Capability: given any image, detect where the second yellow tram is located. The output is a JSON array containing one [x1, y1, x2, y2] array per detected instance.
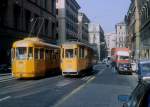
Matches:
[[12, 37, 60, 79], [61, 42, 96, 76]]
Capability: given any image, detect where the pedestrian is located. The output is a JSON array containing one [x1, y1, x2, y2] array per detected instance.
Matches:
[[106, 60, 109, 67], [106, 58, 110, 67], [111, 61, 116, 72]]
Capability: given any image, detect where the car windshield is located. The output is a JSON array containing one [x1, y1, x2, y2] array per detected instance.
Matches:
[[142, 63, 150, 73], [119, 56, 129, 60]]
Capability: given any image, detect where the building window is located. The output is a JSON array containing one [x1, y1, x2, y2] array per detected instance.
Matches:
[[51, 0, 55, 15], [56, 33, 58, 39], [148, 2, 150, 17], [93, 34, 96, 43], [13, 4, 21, 30], [56, 21, 58, 27], [45, 19, 48, 36], [44, 0, 47, 9], [25, 9, 31, 32], [120, 26, 122, 29], [33, 14, 39, 35], [56, 9, 58, 15], [0, 0, 8, 27], [52, 22, 55, 37]]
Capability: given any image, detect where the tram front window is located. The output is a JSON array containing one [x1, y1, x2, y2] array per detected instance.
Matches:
[[65, 49, 74, 58], [16, 47, 27, 60]]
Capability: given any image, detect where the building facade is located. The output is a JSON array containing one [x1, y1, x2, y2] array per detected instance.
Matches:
[[105, 32, 117, 57], [115, 21, 127, 48], [0, 0, 56, 65], [125, 0, 150, 59], [138, 0, 150, 59], [78, 12, 90, 42], [125, 0, 141, 60], [88, 23, 106, 60], [125, 1, 136, 59], [56, 0, 80, 43]]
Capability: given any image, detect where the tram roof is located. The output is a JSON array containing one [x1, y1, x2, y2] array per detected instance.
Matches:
[[13, 37, 60, 48], [62, 41, 93, 49]]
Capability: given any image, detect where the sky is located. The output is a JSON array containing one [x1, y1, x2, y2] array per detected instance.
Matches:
[[76, 0, 131, 33]]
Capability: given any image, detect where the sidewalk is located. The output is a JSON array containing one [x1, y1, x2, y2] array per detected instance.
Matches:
[[0, 73, 13, 82], [0, 65, 11, 75]]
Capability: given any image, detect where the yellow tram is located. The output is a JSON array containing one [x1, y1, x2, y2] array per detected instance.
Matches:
[[61, 42, 96, 76], [12, 37, 60, 79]]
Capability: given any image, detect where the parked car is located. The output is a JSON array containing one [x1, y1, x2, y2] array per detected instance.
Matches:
[[118, 63, 132, 75], [120, 80, 150, 107], [137, 59, 150, 81]]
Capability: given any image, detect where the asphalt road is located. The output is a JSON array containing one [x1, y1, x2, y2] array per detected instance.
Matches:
[[0, 64, 138, 107]]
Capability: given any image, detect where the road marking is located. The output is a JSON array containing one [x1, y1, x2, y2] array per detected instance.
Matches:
[[81, 76, 91, 81], [0, 96, 11, 102], [52, 76, 95, 107], [56, 79, 73, 87], [98, 68, 106, 76]]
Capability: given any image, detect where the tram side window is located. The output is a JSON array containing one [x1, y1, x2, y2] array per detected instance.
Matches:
[[54, 50, 57, 60], [85, 49, 88, 58], [28, 47, 33, 60], [55, 50, 60, 60], [79, 48, 81, 58], [79, 47, 84, 58], [58, 50, 60, 59], [45, 49, 49, 60], [48, 50, 51, 60], [57, 52, 60, 60], [75, 48, 78, 57], [65, 49, 73, 58], [62, 48, 64, 58], [40, 49, 44, 59], [34, 48, 39, 59], [82, 48, 84, 58], [50, 50, 53, 59], [16, 47, 27, 60]]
